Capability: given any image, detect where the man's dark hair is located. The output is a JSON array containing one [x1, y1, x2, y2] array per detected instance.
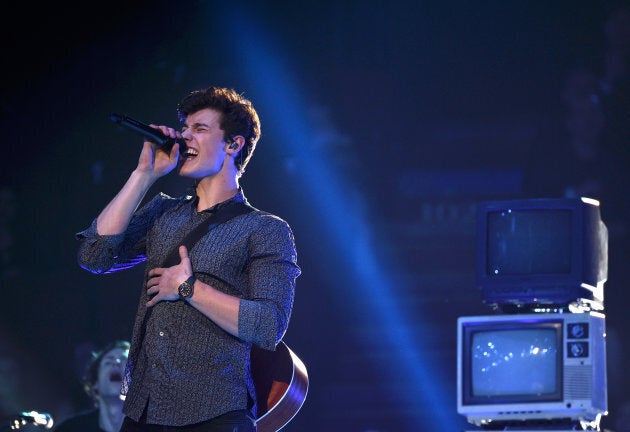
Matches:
[[177, 86, 261, 175]]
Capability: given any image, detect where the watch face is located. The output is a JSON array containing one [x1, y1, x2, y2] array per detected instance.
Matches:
[[179, 277, 194, 299]]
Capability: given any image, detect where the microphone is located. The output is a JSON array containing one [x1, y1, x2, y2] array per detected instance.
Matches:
[[110, 113, 187, 154]]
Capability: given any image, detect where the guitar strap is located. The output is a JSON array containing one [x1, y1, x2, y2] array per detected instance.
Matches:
[[161, 199, 255, 266]]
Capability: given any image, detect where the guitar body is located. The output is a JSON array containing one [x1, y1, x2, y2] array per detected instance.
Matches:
[[251, 341, 309, 432]]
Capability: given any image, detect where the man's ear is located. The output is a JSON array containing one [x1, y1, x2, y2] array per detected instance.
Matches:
[[228, 136, 244, 151]]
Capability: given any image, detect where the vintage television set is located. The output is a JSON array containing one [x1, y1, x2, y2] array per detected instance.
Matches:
[[457, 312, 608, 428], [476, 197, 608, 311]]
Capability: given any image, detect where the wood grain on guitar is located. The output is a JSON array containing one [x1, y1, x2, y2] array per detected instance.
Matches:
[[252, 341, 309, 432]]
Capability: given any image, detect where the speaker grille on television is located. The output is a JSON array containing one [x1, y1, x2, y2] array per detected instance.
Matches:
[[564, 365, 592, 399]]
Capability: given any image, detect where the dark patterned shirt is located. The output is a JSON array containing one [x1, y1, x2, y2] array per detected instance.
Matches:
[[76, 190, 300, 426]]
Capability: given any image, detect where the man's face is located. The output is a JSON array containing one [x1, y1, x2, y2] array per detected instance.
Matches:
[[96, 347, 128, 399], [179, 108, 230, 178]]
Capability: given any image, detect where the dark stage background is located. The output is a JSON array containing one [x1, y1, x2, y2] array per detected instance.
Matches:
[[1, 1, 630, 431]]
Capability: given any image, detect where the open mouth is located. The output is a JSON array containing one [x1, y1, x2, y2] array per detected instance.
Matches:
[[110, 371, 122, 382], [183, 148, 199, 160]]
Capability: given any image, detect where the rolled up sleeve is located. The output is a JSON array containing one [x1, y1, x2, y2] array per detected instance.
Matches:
[[238, 216, 301, 350]]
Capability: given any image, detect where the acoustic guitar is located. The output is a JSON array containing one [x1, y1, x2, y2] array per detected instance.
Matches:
[[251, 341, 309, 432]]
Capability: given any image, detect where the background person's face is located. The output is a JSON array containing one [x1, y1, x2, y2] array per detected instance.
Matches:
[[96, 347, 128, 399]]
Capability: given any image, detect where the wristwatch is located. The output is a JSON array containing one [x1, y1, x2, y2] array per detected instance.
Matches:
[[178, 276, 196, 300]]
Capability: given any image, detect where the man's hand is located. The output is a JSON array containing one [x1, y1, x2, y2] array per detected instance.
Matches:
[[146, 246, 193, 306], [136, 125, 182, 178]]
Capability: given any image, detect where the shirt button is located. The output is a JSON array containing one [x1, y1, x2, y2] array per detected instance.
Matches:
[[159, 331, 165, 337], [152, 363, 157, 368]]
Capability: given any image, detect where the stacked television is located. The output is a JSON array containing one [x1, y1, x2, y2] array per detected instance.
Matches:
[[457, 197, 609, 430]]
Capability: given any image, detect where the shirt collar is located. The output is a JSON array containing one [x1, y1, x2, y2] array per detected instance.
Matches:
[[188, 188, 248, 214]]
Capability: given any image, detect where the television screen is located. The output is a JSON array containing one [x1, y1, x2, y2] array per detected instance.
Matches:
[[457, 312, 608, 427], [486, 209, 572, 276], [476, 197, 608, 311], [470, 326, 560, 400]]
